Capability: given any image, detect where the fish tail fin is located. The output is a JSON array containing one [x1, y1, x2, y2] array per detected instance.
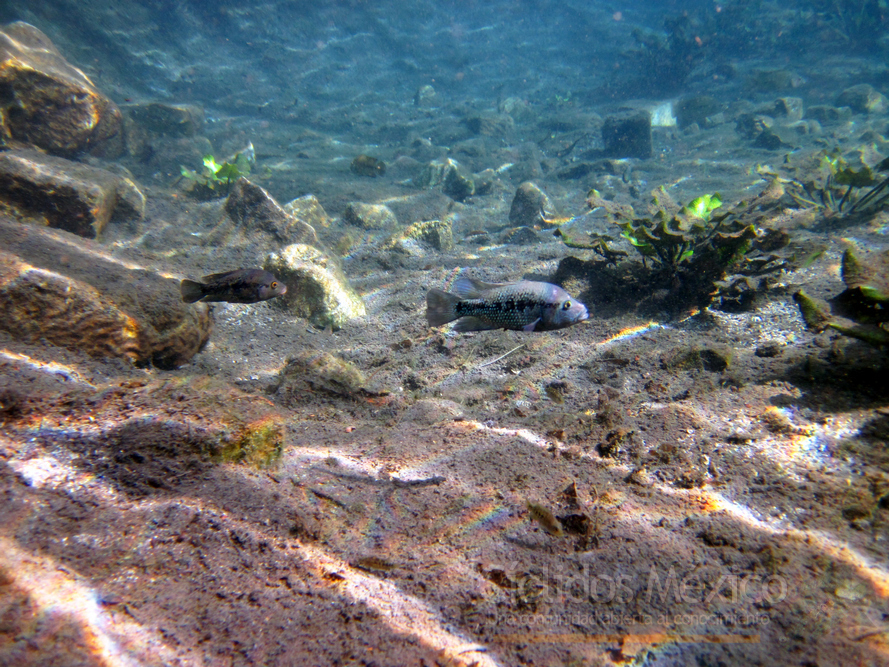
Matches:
[[180, 279, 205, 303], [426, 288, 460, 327]]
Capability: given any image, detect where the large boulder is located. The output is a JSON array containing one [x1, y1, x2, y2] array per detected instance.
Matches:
[[0, 22, 124, 157], [0, 149, 144, 238], [0, 217, 212, 369]]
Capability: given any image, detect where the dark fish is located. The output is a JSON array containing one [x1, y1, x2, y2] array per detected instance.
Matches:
[[426, 277, 588, 332], [180, 269, 287, 304], [350, 154, 386, 177]]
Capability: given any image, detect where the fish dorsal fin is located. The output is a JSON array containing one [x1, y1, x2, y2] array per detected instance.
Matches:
[[201, 271, 235, 282], [452, 276, 509, 299]]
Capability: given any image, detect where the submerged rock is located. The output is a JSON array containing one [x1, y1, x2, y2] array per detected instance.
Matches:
[[0, 22, 124, 157], [675, 96, 722, 130], [414, 84, 438, 107], [0, 149, 145, 238], [277, 350, 366, 398], [264, 244, 366, 329], [804, 105, 852, 124], [123, 102, 204, 137], [508, 181, 556, 227], [836, 84, 888, 115], [383, 218, 454, 255], [415, 158, 475, 201], [0, 217, 211, 369], [772, 97, 804, 123], [602, 110, 652, 159], [414, 158, 454, 188], [215, 177, 319, 247], [283, 194, 331, 229], [343, 202, 398, 231], [350, 155, 386, 177], [122, 103, 205, 163], [442, 166, 475, 202]]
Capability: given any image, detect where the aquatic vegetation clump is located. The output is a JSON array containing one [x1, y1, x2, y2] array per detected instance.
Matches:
[[609, 189, 755, 293], [610, 190, 752, 275], [180, 150, 253, 198], [811, 0, 888, 51], [795, 246, 889, 347], [761, 149, 889, 223], [556, 186, 791, 315]]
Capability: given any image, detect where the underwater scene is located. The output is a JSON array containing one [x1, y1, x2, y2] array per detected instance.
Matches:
[[1, 1, 888, 665]]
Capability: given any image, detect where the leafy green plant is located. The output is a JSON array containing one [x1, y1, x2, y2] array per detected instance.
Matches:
[[795, 246, 889, 347], [593, 187, 755, 276], [555, 187, 787, 315], [180, 150, 253, 197]]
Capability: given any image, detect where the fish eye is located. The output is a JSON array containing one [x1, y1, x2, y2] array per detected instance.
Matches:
[[271, 281, 278, 289], [562, 301, 571, 310]]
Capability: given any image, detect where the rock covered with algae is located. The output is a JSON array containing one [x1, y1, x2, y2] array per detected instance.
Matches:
[[382, 218, 454, 256], [264, 244, 365, 330]]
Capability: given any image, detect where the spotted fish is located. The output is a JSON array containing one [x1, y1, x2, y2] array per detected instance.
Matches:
[[180, 269, 287, 304], [426, 277, 588, 332]]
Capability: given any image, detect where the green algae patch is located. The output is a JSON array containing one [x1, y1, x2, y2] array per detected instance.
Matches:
[[156, 376, 289, 468], [217, 418, 284, 468]]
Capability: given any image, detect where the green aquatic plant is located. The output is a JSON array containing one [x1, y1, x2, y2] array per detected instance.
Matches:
[[762, 148, 889, 221], [556, 186, 787, 315], [547, 91, 573, 108], [685, 193, 722, 221], [590, 187, 755, 277], [795, 246, 889, 347], [180, 150, 253, 197]]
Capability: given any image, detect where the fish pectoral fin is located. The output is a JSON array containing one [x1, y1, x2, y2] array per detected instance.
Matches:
[[522, 318, 541, 332]]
